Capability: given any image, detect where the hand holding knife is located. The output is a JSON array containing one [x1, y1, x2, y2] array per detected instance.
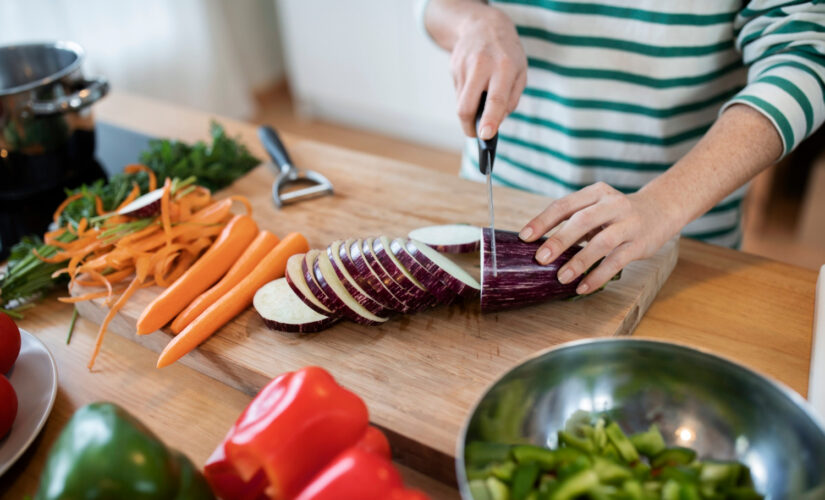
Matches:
[[475, 91, 499, 275]]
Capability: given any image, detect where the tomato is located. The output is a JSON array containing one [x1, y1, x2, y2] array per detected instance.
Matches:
[[0, 374, 17, 438], [0, 312, 21, 373]]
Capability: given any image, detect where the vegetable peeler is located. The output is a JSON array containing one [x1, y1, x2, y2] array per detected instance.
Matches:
[[475, 92, 499, 273], [258, 125, 334, 208]]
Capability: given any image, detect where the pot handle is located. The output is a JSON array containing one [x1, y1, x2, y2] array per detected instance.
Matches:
[[28, 77, 110, 116]]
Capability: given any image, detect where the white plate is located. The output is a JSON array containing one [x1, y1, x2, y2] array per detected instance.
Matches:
[[0, 329, 58, 476]]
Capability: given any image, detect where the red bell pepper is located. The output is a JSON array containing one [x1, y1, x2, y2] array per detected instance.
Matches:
[[293, 447, 402, 500], [294, 447, 428, 500], [388, 490, 432, 500], [205, 366, 369, 500], [355, 425, 392, 459], [205, 366, 430, 500]]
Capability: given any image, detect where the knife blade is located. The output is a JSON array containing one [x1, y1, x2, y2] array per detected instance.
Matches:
[[486, 165, 497, 275], [475, 92, 499, 275]]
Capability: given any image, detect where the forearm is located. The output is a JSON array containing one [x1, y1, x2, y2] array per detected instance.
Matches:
[[424, 0, 502, 51], [639, 104, 783, 232]]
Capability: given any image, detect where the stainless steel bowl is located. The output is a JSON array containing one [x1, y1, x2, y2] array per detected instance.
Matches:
[[456, 338, 825, 499]]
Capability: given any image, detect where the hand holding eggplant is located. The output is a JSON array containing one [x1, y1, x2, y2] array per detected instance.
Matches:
[[519, 182, 678, 295]]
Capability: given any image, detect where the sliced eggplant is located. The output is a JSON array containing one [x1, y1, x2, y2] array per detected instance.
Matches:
[[254, 278, 338, 333], [363, 238, 434, 312], [349, 238, 416, 314], [302, 250, 345, 315], [117, 188, 164, 218], [313, 251, 389, 326], [388, 238, 457, 304], [480, 228, 582, 312], [342, 238, 412, 314], [327, 240, 393, 317], [407, 224, 481, 253], [373, 236, 445, 307], [285, 253, 336, 317], [406, 239, 480, 299]]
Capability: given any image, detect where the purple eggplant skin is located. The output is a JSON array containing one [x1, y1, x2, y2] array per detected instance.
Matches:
[[357, 238, 422, 312], [285, 258, 336, 317], [312, 255, 384, 326], [372, 237, 436, 312], [480, 228, 583, 312], [122, 199, 161, 218], [326, 242, 393, 317], [346, 239, 414, 314], [404, 240, 480, 300], [261, 316, 339, 334], [389, 239, 457, 305], [302, 251, 345, 316]]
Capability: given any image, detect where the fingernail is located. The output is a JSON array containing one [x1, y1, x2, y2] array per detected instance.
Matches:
[[559, 269, 573, 284], [519, 227, 533, 241], [536, 248, 551, 264], [577, 283, 589, 294], [479, 126, 493, 139]]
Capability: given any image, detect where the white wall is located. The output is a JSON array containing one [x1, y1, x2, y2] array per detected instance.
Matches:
[[276, 0, 463, 151], [0, 0, 285, 120]]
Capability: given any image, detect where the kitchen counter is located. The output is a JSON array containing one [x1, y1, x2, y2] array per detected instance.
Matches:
[[0, 91, 817, 499]]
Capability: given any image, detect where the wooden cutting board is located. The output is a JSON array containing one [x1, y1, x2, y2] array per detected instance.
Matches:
[[74, 138, 678, 484]]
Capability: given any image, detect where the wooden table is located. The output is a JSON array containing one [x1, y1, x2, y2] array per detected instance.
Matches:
[[1, 92, 816, 499]]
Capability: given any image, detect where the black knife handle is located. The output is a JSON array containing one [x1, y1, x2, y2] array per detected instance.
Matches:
[[475, 92, 498, 175], [258, 125, 293, 174]]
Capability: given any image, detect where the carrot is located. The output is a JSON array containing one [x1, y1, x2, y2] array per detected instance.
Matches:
[[124, 164, 157, 191], [230, 195, 253, 216], [94, 196, 105, 216], [135, 214, 259, 335], [76, 217, 89, 236], [160, 178, 173, 248], [169, 230, 280, 334], [115, 182, 141, 212], [75, 268, 133, 287], [155, 252, 197, 288], [88, 253, 153, 369], [59, 289, 124, 304], [52, 193, 85, 223], [156, 232, 308, 368]]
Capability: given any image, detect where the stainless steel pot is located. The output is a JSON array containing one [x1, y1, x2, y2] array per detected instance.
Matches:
[[0, 41, 108, 156], [0, 41, 109, 259]]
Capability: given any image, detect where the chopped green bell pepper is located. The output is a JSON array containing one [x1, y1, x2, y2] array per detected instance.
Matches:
[[629, 425, 666, 458], [605, 422, 639, 464]]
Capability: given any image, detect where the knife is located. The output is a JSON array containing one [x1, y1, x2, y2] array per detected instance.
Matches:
[[475, 92, 499, 275]]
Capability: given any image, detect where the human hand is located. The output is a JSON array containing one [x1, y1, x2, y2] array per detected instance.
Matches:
[[518, 183, 680, 294], [449, 5, 526, 139]]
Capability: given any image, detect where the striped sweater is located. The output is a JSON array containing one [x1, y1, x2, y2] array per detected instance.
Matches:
[[424, 0, 825, 247]]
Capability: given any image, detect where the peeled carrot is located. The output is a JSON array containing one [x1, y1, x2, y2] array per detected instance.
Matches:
[[160, 178, 173, 248], [124, 164, 157, 191], [135, 214, 259, 335], [156, 232, 309, 368], [87, 253, 155, 369], [52, 193, 84, 223], [170, 230, 280, 334], [115, 182, 141, 213]]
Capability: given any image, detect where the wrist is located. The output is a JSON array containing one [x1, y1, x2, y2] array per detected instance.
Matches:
[[456, 3, 510, 38], [630, 186, 688, 241], [426, 0, 502, 51]]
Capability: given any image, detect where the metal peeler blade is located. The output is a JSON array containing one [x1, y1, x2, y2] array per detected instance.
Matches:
[[258, 125, 334, 208]]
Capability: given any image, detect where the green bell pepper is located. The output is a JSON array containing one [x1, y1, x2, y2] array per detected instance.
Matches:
[[34, 402, 214, 500]]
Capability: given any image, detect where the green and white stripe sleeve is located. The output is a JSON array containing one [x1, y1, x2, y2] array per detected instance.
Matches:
[[723, 1, 825, 156]]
